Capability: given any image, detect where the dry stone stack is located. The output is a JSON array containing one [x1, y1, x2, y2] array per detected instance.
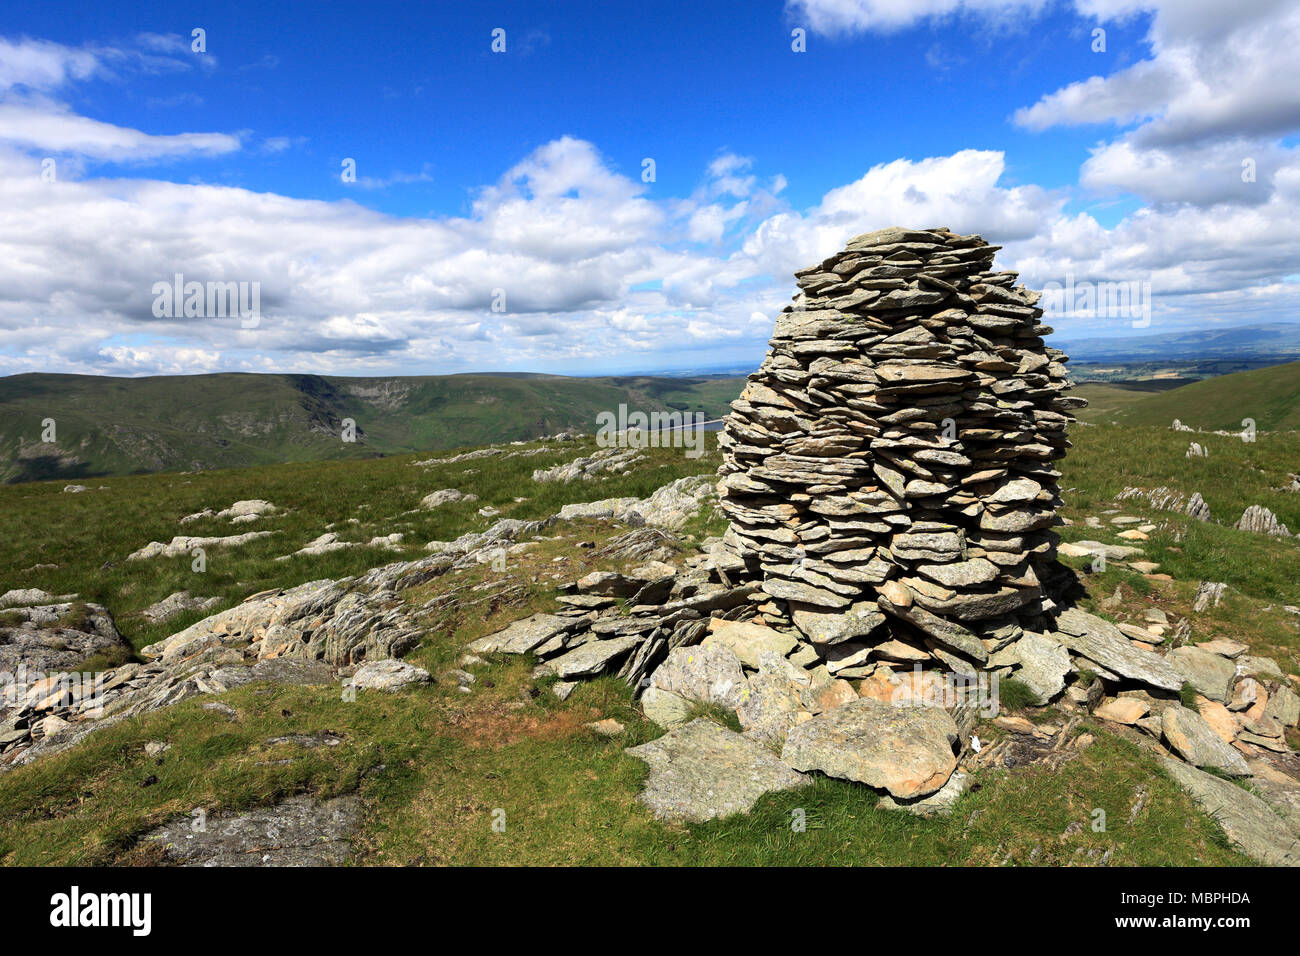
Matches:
[[714, 226, 1085, 674]]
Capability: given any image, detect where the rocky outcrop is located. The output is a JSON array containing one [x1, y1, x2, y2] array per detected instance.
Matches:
[[140, 591, 223, 624], [128, 531, 276, 561], [555, 475, 715, 531], [181, 499, 278, 524], [420, 489, 477, 509], [351, 659, 431, 691], [533, 447, 643, 482], [1235, 504, 1291, 537], [1117, 486, 1210, 522], [143, 794, 360, 866], [0, 602, 128, 676], [1160, 758, 1300, 866]]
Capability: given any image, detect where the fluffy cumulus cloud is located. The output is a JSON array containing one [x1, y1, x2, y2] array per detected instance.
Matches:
[[786, 0, 1300, 330], [4, 11, 1300, 377]]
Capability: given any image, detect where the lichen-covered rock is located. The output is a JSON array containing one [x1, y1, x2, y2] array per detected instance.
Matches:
[[782, 697, 959, 798], [625, 718, 809, 822], [0, 602, 129, 676], [351, 659, 430, 692], [644, 644, 746, 712], [1161, 706, 1250, 777], [1167, 645, 1237, 703], [735, 651, 815, 747]]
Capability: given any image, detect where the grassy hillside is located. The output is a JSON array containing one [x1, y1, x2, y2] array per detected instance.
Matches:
[[1106, 360, 1300, 431], [7, 421, 1297, 866], [0, 371, 746, 483], [1072, 380, 1190, 422]]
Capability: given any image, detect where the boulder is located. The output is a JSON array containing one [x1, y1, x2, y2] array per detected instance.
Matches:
[[1053, 608, 1182, 691], [1161, 758, 1300, 866], [703, 618, 799, 668], [781, 697, 959, 799], [625, 718, 810, 822]]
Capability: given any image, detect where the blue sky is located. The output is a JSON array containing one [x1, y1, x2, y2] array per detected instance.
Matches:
[[1, 0, 1298, 377]]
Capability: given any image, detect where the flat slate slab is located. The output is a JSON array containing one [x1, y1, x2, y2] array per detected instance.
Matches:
[[1161, 758, 1300, 867], [781, 697, 959, 799], [1166, 646, 1237, 703], [543, 635, 641, 679], [144, 794, 360, 866], [625, 718, 809, 823], [1161, 706, 1251, 777], [1053, 607, 1182, 691], [997, 632, 1070, 705], [465, 613, 574, 655]]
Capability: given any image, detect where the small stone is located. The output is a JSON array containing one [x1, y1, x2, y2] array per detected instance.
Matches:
[[1094, 697, 1149, 725]]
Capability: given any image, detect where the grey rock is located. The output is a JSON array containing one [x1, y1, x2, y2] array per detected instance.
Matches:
[[143, 794, 361, 866], [640, 686, 694, 727], [702, 619, 799, 668], [878, 769, 969, 817], [1053, 607, 1182, 691], [791, 601, 885, 645], [541, 636, 641, 679], [420, 488, 477, 508], [1235, 504, 1291, 537], [140, 591, 223, 624], [646, 644, 747, 711], [736, 651, 814, 748], [994, 632, 1070, 705], [1166, 646, 1237, 703], [466, 613, 576, 655], [1160, 758, 1300, 866], [1161, 706, 1250, 776], [782, 697, 959, 799], [625, 718, 809, 822], [0, 588, 55, 607], [351, 659, 431, 692]]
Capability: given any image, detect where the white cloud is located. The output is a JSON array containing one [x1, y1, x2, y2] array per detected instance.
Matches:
[[3, 16, 1300, 377], [786, 0, 1050, 34], [0, 36, 98, 91], [0, 98, 240, 160], [1015, 3, 1300, 146], [0, 37, 236, 163]]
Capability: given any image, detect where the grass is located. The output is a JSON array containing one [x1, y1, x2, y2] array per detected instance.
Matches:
[[2, 394, 1296, 866], [0, 647, 1250, 866], [997, 678, 1040, 711], [0, 434, 721, 653], [1107, 360, 1300, 431]]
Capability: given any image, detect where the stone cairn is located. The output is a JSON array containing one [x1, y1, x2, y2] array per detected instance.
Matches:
[[713, 226, 1086, 675]]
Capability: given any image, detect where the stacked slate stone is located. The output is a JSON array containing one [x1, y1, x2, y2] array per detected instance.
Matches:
[[715, 226, 1085, 677]]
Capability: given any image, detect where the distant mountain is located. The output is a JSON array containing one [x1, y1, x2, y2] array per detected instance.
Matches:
[[1057, 322, 1300, 362], [0, 372, 745, 483]]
